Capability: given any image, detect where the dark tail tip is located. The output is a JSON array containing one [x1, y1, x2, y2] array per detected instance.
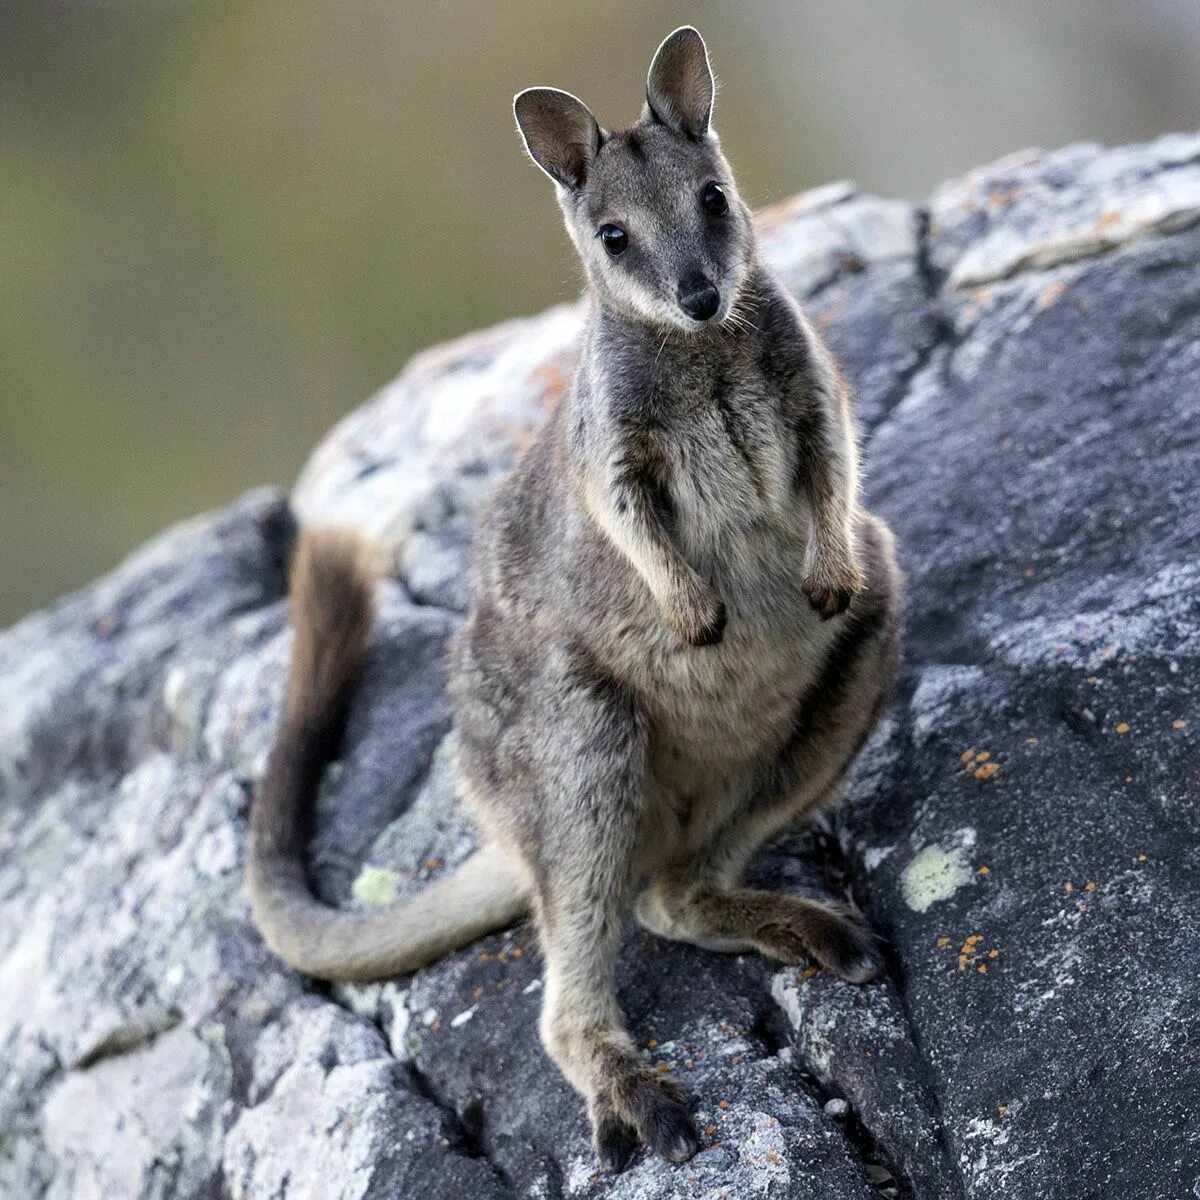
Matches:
[[251, 527, 380, 857]]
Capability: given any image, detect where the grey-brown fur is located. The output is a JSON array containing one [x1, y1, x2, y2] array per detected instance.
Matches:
[[247, 26, 902, 1172]]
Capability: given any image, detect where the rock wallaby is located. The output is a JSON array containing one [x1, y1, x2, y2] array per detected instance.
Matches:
[[248, 26, 902, 1170]]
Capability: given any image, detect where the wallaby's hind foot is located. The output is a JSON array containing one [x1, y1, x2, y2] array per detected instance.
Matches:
[[591, 1099, 640, 1173], [642, 883, 884, 985], [755, 896, 883, 984], [590, 1073, 699, 1172], [599, 1050, 699, 1167]]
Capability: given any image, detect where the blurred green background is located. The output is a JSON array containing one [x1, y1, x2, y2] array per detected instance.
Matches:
[[2, 1, 1197, 626]]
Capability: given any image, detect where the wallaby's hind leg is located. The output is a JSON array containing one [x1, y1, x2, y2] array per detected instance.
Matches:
[[636, 787, 882, 985], [639, 861, 882, 984], [525, 664, 699, 1171], [537, 881, 699, 1170]]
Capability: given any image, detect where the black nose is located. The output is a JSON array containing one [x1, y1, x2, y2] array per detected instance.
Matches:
[[679, 278, 720, 322]]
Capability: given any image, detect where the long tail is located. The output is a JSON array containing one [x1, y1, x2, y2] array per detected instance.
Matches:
[[246, 527, 529, 982]]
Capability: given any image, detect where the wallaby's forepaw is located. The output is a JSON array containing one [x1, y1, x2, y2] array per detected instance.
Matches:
[[758, 899, 883, 985], [804, 560, 864, 621], [669, 589, 727, 648], [594, 1067, 700, 1169]]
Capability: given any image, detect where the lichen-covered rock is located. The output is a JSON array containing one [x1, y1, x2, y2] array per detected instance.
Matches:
[[3, 134, 1199, 1199]]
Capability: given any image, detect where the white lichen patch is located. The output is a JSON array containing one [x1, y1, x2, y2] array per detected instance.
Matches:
[[863, 844, 895, 871], [449, 1005, 476, 1028], [901, 829, 977, 912], [351, 865, 401, 909]]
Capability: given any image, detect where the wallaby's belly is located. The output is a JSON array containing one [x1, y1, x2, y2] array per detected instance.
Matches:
[[630, 520, 839, 839]]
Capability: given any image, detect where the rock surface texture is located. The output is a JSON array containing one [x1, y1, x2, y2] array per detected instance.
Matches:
[[3, 134, 1199, 1199]]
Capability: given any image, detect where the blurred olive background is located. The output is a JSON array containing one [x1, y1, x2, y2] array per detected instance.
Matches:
[[1, 1, 1197, 626]]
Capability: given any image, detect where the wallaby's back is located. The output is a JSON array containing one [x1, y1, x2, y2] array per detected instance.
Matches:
[[246, 527, 528, 982]]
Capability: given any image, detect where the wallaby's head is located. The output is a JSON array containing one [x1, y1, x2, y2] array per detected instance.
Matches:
[[514, 27, 754, 333]]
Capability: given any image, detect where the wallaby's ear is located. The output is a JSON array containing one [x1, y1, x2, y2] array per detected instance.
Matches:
[[513, 87, 602, 190], [645, 26, 714, 138]]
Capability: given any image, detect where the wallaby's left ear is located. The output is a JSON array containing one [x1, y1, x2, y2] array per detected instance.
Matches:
[[513, 87, 602, 190], [645, 26, 714, 138]]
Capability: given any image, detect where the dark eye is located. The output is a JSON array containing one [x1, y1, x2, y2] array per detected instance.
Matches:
[[599, 225, 628, 256], [701, 182, 728, 215]]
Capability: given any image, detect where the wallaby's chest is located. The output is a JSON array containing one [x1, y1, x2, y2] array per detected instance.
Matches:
[[611, 369, 828, 799], [585, 334, 827, 814], [650, 366, 801, 553]]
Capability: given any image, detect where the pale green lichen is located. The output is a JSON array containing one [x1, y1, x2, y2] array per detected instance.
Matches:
[[901, 839, 974, 913], [352, 866, 401, 909]]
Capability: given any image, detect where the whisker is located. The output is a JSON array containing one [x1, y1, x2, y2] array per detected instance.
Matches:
[[653, 328, 672, 368]]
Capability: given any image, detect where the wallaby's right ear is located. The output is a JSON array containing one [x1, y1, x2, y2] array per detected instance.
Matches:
[[513, 88, 601, 190]]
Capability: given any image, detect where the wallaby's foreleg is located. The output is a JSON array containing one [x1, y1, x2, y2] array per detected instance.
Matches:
[[582, 448, 725, 646], [528, 665, 699, 1170], [792, 318, 865, 619]]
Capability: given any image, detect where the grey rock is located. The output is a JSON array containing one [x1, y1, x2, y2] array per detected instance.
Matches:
[[3, 135, 1199, 1199]]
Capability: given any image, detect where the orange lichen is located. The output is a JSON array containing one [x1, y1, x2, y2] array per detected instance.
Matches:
[[1173, 719, 1187, 730], [1085, 882, 1097, 892], [425, 857, 442, 870], [1036, 280, 1068, 311], [974, 761, 1001, 780], [937, 936, 952, 948], [1114, 722, 1130, 735], [978, 866, 991, 875], [1064, 883, 1074, 894]]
